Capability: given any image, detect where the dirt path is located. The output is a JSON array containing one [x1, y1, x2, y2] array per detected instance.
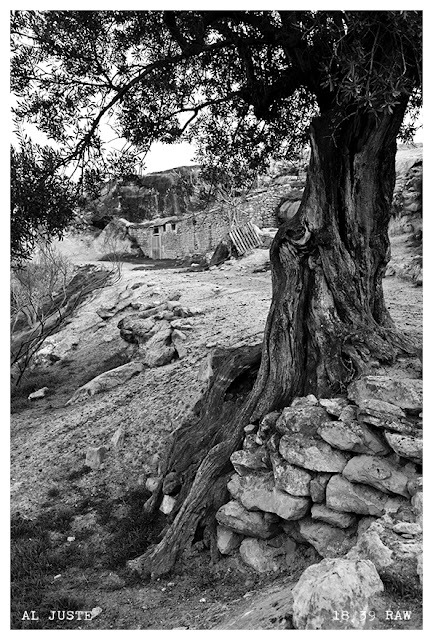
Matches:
[[10, 243, 422, 630]]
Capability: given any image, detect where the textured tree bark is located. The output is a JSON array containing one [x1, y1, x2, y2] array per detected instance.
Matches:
[[130, 101, 421, 577]]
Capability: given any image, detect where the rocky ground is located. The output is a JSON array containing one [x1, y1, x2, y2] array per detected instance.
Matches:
[[10, 232, 422, 630]]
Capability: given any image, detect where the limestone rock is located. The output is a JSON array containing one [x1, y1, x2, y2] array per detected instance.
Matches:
[[311, 503, 357, 529], [215, 500, 279, 539], [159, 495, 176, 514], [411, 491, 422, 524], [243, 423, 257, 434], [85, 446, 108, 470], [276, 404, 329, 437], [257, 411, 281, 439], [326, 474, 407, 517], [357, 410, 420, 437], [110, 425, 125, 450], [407, 476, 422, 497], [347, 524, 394, 572], [290, 394, 319, 407], [310, 473, 333, 503], [279, 434, 350, 472], [170, 319, 194, 331], [228, 472, 310, 521], [384, 431, 422, 464], [347, 512, 422, 591], [216, 525, 242, 555], [318, 420, 389, 455], [392, 521, 422, 536], [145, 476, 160, 492], [171, 329, 188, 358], [292, 558, 383, 630], [342, 455, 410, 498], [243, 434, 259, 450], [118, 315, 156, 343], [66, 361, 143, 405], [339, 405, 358, 424], [270, 452, 312, 496], [139, 322, 176, 367], [28, 387, 49, 401], [347, 376, 422, 414], [162, 471, 182, 495], [319, 397, 350, 418], [357, 398, 406, 418], [230, 448, 269, 476], [298, 518, 357, 557], [239, 536, 296, 573]]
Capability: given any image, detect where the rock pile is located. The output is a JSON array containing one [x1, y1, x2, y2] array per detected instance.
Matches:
[[216, 375, 422, 591], [392, 159, 422, 236], [118, 300, 203, 366]]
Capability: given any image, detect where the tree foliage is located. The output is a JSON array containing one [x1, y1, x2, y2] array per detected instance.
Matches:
[[10, 138, 78, 264], [11, 10, 421, 184]]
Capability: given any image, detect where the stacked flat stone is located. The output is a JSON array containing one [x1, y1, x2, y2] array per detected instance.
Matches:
[[392, 160, 422, 232], [216, 375, 422, 574]]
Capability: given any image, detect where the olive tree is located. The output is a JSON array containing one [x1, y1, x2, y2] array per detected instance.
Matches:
[[11, 10, 422, 575]]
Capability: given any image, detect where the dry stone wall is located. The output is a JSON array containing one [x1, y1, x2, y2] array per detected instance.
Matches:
[[214, 375, 422, 583]]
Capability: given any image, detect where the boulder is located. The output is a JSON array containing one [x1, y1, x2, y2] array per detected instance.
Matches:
[[228, 472, 310, 521], [215, 500, 279, 539], [85, 446, 108, 470], [310, 472, 333, 503], [28, 386, 49, 401], [347, 511, 422, 590], [230, 448, 269, 476], [276, 404, 329, 436], [270, 452, 312, 496], [118, 315, 156, 343], [326, 474, 407, 517], [311, 503, 357, 529], [66, 361, 144, 405], [318, 420, 390, 455], [342, 455, 410, 498], [298, 518, 357, 557], [279, 434, 350, 472], [384, 431, 422, 464], [239, 536, 296, 573], [347, 376, 422, 414], [319, 397, 350, 418], [292, 558, 383, 630], [216, 525, 242, 555]]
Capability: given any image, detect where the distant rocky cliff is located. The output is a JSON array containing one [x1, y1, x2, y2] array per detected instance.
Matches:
[[86, 165, 204, 228]]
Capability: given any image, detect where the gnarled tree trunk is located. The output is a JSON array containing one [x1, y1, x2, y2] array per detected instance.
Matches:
[[130, 102, 420, 578]]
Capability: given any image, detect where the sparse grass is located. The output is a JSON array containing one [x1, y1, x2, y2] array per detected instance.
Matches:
[[11, 484, 166, 628], [96, 487, 165, 569], [11, 512, 86, 629]]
